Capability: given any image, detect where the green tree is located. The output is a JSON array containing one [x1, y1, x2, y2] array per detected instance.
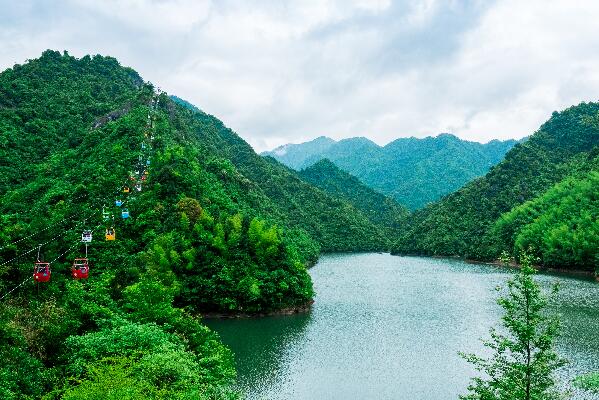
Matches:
[[573, 372, 599, 394], [460, 252, 566, 400]]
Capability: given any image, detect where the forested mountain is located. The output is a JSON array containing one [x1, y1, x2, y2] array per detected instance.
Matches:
[[0, 51, 389, 398], [491, 152, 598, 270], [391, 103, 599, 272], [298, 159, 409, 232], [262, 134, 518, 209]]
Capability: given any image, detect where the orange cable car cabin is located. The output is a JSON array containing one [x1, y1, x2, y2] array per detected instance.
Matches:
[[105, 227, 116, 241]]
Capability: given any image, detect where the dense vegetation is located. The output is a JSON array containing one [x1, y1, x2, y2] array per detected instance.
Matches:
[[392, 103, 599, 272], [298, 159, 408, 233], [0, 51, 393, 398], [0, 51, 245, 399], [263, 134, 517, 209], [492, 164, 598, 270], [1, 49, 596, 398]]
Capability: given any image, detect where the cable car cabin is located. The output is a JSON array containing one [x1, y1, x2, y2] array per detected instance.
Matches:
[[121, 209, 130, 219], [123, 187, 130, 193], [141, 143, 147, 149], [102, 208, 111, 221], [71, 258, 89, 279], [144, 170, 149, 175], [146, 160, 151, 166], [141, 175, 147, 181], [81, 230, 92, 243], [33, 262, 51, 283], [135, 183, 142, 191], [105, 228, 116, 241], [129, 175, 137, 182], [115, 199, 123, 207]]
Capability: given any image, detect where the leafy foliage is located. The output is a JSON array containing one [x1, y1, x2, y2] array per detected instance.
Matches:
[[460, 253, 565, 400], [492, 167, 599, 272], [573, 371, 599, 394]]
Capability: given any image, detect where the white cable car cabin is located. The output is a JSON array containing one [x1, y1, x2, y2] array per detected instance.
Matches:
[[81, 230, 92, 243]]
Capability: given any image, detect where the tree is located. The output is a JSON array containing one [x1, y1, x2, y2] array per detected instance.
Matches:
[[573, 372, 599, 394], [460, 252, 566, 400]]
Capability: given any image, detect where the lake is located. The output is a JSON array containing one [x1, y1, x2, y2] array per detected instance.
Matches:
[[204, 253, 599, 399]]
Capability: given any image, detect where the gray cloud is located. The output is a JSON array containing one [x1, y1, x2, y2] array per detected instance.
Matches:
[[1, 0, 599, 151]]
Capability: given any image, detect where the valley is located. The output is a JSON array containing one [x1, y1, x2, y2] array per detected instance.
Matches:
[[0, 51, 597, 399]]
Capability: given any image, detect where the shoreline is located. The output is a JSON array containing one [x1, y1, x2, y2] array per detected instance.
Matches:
[[391, 252, 598, 282], [201, 300, 314, 319], [464, 258, 598, 281]]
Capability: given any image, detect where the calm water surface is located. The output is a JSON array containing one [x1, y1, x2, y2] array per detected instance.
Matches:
[[205, 253, 599, 400]]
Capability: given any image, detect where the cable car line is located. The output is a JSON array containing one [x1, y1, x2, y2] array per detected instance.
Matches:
[[0, 277, 30, 301], [0, 192, 92, 251], [1, 90, 160, 299], [0, 212, 98, 268], [1, 222, 103, 297]]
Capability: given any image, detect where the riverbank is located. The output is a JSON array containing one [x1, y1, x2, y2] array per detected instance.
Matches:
[[463, 258, 598, 281], [201, 300, 314, 319], [392, 253, 598, 281]]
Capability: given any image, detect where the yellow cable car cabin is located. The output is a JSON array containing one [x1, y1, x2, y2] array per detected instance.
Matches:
[[105, 227, 116, 241], [123, 186, 130, 193]]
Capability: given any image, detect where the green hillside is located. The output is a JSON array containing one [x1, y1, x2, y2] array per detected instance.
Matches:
[[181, 110, 388, 252], [491, 153, 599, 271], [263, 134, 518, 209], [298, 159, 408, 232], [391, 102, 599, 269], [0, 50, 389, 398]]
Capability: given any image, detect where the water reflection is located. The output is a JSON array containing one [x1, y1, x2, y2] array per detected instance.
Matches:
[[206, 254, 599, 400], [204, 312, 312, 395]]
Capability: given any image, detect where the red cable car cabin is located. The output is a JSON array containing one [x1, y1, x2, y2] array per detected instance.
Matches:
[[33, 262, 51, 282], [72, 258, 89, 279]]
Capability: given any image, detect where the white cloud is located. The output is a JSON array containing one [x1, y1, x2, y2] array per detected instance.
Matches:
[[1, 0, 599, 151]]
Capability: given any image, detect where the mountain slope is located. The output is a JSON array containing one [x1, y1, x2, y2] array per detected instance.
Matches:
[[263, 134, 518, 209], [0, 50, 246, 399], [298, 159, 408, 230], [173, 104, 390, 252], [0, 51, 397, 399], [391, 103, 599, 263], [491, 152, 599, 271]]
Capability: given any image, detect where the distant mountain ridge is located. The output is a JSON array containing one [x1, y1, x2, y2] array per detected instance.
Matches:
[[262, 134, 519, 209]]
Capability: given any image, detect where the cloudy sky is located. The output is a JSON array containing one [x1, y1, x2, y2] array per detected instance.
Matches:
[[1, 0, 599, 151]]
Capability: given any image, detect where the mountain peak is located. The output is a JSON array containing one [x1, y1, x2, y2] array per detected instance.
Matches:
[[265, 134, 518, 209]]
